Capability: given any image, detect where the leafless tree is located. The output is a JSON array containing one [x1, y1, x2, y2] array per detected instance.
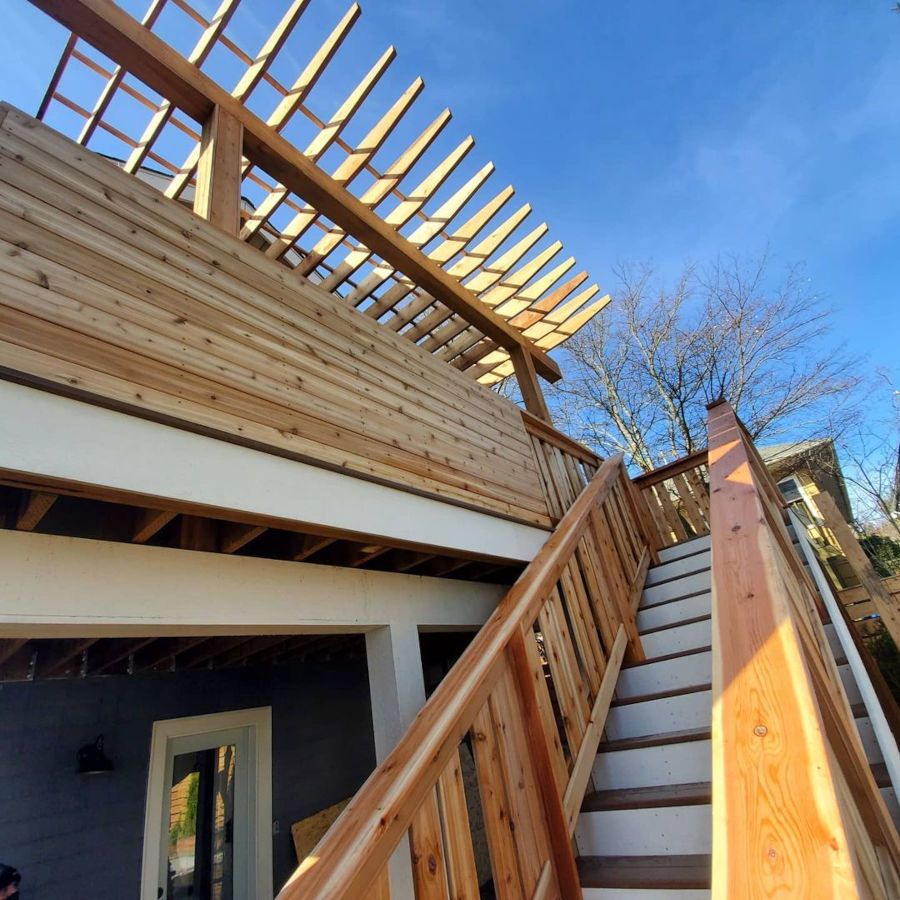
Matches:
[[550, 252, 862, 472], [832, 379, 900, 538]]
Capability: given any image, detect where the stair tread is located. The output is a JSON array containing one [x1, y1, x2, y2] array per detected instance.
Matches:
[[578, 854, 712, 889], [640, 613, 711, 636], [623, 645, 712, 669], [641, 584, 712, 609], [599, 726, 712, 753], [643, 563, 711, 590], [583, 781, 712, 811], [613, 682, 712, 707]]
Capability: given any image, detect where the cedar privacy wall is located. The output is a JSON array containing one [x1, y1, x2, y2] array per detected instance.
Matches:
[[0, 106, 550, 528], [0, 659, 374, 899]]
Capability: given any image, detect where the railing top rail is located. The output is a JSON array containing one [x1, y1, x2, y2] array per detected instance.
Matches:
[[632, 447, 708, 487], [520, 410, 601, 467], [280, 453, 625, 898], [706, 399, 900, 895]]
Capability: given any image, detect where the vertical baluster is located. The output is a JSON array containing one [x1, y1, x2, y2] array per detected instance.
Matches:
[[489, 669, 554, 895], [575, 536, 618, 655], [538, 588, 590, 749], [435, 747, 480, 900], [558, 559, 606, 692], [409, 786, 451, 899], [362, 867, 392, 900], [471, 702, 526, 900]]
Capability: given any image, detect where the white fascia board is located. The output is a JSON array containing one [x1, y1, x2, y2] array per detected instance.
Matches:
[[0, 381, 549, 561], [0, 530, 504, 636]]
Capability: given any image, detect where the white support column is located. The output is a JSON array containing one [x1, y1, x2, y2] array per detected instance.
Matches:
[[365, 622, 427, 900]]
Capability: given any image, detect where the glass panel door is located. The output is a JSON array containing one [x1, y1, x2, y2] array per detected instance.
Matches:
[[141, 708, 271, 900], [158, 725, 249, 900], [167, 744, 236, 900]]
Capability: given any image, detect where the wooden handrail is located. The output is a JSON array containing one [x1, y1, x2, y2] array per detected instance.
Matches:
[[278, 454, 650, 898], [520, 410, 601, 467], [707, 400, 900, 897], [631, 447, 709, 486], [633, 450, 710, 550]]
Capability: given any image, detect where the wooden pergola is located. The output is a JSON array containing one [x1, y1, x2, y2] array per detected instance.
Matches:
[[32, 0, 610, 418]]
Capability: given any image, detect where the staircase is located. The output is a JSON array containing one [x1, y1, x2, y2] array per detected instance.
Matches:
[[577, 534, 713, 898], [577, 528, 900, 898]]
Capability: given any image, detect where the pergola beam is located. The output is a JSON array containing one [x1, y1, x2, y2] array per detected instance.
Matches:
[[30, 0, 562, 383]]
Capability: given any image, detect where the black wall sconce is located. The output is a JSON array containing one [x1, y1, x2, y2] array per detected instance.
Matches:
[[77, 734, 114, 775]]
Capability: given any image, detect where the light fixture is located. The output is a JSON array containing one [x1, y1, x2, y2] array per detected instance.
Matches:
[[76, 734, 114, 775]]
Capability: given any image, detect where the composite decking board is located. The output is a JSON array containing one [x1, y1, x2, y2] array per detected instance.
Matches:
[[578, 854, 711, 890], [0, 110, 550, 524], [0, 112, 535, 448]]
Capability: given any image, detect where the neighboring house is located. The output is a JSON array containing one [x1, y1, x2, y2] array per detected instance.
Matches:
[[759, 438, 858, 588]]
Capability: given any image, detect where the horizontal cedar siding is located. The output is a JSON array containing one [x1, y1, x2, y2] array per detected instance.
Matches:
[[0, 106, 549, 526]]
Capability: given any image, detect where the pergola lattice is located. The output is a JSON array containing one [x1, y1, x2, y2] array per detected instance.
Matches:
[[35, 0, 610, 388]]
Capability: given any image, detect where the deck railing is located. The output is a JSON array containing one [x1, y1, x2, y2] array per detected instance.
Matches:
[[277, 453, 654, 899], [521, 411, 601, 520], [633, 449, 710, 548], [707, 400, 900, 897]]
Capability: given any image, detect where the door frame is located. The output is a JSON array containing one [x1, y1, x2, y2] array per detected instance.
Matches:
[[140, 707, 273, 900]]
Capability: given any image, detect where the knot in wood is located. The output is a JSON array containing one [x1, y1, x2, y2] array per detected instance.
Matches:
[[753, 725, 767, 737], [427, 855, 437, 874]]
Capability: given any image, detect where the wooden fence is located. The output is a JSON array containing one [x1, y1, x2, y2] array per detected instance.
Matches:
[[633, 449, 710, 548], [277, 453, 654, 899], [839, 575, 900, 628], [707, 400, 900, 897]]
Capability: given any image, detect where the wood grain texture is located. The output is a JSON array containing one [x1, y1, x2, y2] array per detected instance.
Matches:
[[24, 1, 564, 382], [0, 107, 549, 525], [707, 400, 892, 899], [817, 491, 900, 647]]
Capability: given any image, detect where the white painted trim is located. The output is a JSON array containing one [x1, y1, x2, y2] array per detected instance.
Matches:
[[788, 510, 900, 796], [0, 531, 503, 635], [140, 706, 273, 900], [0, 381, 549, 561]]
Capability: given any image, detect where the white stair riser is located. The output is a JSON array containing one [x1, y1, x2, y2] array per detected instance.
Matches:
[[857, 716, 883, 764], [582, 890, 710, 899], [823, 623, 842, 660], [576, 805, 712, 855], [616, 652, 712, 699], [657, 536, 711, 564], [593, 739, 712, 790], [882, 787, 900, 830], [644, 551, 711, 586], [838, 664, 862, 706], [642, 571, 710, 608], [638, 593, 711, 631], [606, 691, 712, 741], [641, 620, 711, 657]]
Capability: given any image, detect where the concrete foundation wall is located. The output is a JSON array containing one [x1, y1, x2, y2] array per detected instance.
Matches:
[[0, 660, 374, 899]]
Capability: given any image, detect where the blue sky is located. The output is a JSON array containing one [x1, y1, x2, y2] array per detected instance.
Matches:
[[2, 0, 898, 416]]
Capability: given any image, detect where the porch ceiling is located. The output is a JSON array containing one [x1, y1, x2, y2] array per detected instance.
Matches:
[[32, 0, 610, 386]]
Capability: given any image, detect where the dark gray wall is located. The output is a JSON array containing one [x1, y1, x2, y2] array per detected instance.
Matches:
[[0, 659, 375, 899]]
